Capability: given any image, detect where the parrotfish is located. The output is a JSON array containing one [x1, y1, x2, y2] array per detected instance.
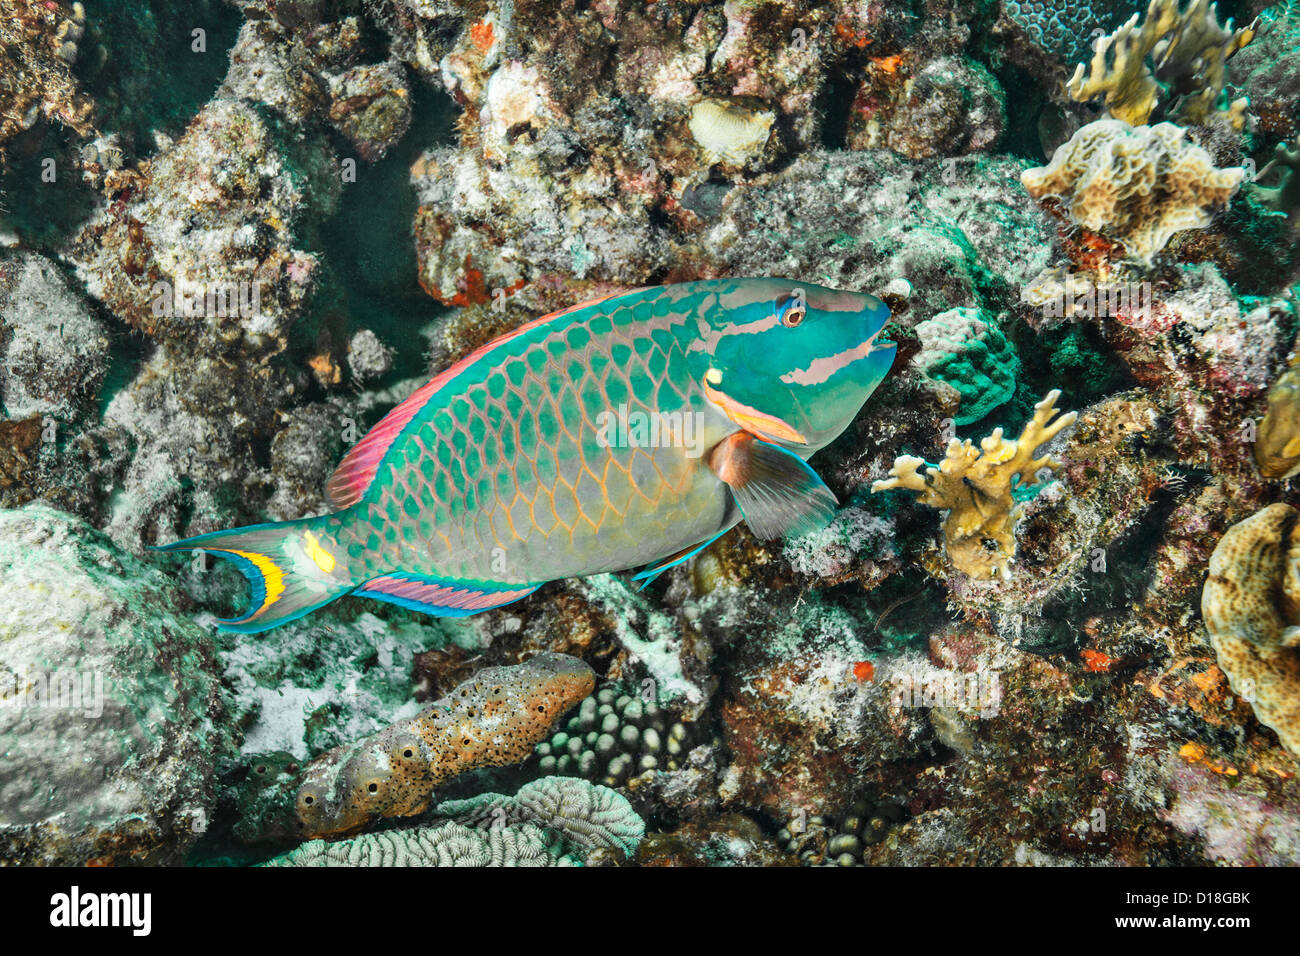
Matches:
[[156, 278, 895, 632]]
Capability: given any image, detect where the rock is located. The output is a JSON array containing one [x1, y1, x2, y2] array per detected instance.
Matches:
[[0, 503, 234, 865]]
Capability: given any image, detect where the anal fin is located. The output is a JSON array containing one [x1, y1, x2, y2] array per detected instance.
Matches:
[[631, 527, 733, 591], [356, 572, 540, 617]]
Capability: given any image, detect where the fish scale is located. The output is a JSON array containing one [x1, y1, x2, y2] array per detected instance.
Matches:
[[332, 284, 732, 585], [156, 278, 894, 632]]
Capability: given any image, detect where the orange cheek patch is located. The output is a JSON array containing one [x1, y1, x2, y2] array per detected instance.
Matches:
[[703, 380, 807, 445]]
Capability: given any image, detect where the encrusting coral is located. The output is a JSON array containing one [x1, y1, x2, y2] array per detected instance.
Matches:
[[912, 307, 1019, 425], [0, 0, 95, 163], [1256, 363, 1300, 480], [1021, 119, 1243, 266], [1066, 0, 1258, 128], [872, 390, 1078, 580], [1202, 504, 1300, 757], [289, 653, 594, 839], [266, 777, 644, 867]]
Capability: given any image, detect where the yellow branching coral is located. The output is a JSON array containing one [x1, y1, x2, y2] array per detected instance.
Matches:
[[872, 390, 1078, 580], [1067, 0, 1257, 129], [1202, 504, 1300, 756], [1021, 119, 1243, 266]]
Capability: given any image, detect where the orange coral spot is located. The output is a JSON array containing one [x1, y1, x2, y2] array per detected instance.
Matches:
[[871, 54, 903, 73], [834, 22, 874, 48], [851, 661, 875, 682], [470, 21, 495, 54], [1179, 741, 1206, 763], [1081, 649, 1115, 673]]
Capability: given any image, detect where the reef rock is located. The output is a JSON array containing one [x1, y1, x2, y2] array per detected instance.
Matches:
[[0, 503, 234, 865]]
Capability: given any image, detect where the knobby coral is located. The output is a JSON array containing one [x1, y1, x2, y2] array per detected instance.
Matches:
[[292, 653, 595, 838], [1066, 0, 1258, 128], [1202, 504, 1300, 757], [872, 390, 1078, 580], [1021, 118, 1243, 266]]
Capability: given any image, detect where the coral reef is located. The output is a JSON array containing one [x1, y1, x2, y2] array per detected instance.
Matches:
[[872, 390, 1078, 580], [0, 250, 107, 420], [4, 0, 1300, 873], [1202, 504, 1300, 757], [1021, 119, 1244, 267], [0, 0, 94, 163]]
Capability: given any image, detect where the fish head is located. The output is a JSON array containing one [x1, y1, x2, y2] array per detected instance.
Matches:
[[702, 279, 895, 450]]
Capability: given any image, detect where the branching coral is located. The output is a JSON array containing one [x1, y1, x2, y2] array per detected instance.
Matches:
[[1066, 0, 1258, 128], [1202, 504, 1300, 756], [872, 390, 1078, 580], [1021, 119, 1243, 266], [291, 653, 595, 839]]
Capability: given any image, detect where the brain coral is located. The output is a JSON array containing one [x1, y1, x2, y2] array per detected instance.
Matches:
[[1021, 118, 1243, 266], [267, 777, 643, 866], [1202, 504, 1300, 757], [438, 775, 646, 858], [913, 308, 1020, 425]]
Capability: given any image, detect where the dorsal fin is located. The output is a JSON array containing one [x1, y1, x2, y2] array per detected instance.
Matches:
[[325, 287, 647, 509]]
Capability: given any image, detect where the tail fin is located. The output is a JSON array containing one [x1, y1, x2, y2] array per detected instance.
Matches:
[[152, 516, 355, 634]]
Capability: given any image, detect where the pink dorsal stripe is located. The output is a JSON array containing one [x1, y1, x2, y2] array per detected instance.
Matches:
[[325, 286, 647, 509]]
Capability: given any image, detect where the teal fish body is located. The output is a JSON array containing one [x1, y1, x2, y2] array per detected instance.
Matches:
[[157, 279, 894, 631]]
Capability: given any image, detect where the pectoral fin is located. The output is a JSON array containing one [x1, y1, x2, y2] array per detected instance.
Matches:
[[708, 432, 838, 540]]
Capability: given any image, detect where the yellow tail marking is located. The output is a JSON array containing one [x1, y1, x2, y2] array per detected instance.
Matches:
[[304, 530, 336, 573], [224, 548, 285, 614]]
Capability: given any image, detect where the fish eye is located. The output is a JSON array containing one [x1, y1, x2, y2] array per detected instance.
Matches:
[[779, 295, 807, 328]]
